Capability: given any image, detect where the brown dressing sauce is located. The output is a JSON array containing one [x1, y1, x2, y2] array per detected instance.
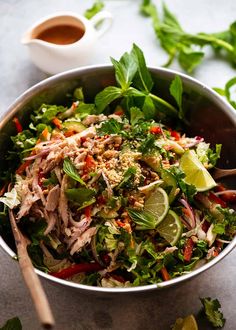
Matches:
[[36, 24, 85, 45]]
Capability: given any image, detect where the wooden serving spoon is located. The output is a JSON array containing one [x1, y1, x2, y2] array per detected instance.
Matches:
[[8, 209, 55, 329], [212, 167, 236, 180]]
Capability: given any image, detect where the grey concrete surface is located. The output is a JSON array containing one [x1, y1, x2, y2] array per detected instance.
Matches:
[[0, 1, 236, 329]]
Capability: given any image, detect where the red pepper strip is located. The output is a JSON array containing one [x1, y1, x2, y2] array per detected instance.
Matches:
[[170, 129, 180, 141], [202, 220, 210, 233], [150, 126, 162, 135], [83, 154, 96, 174], [49, 262, 103, 279], [13, 117, 23, 133], [16, 159, 32, 175], [114, 108, 124, 116], [209, 192, 227, 208], [84, 205, 92, 218], [160, 266, 170, 281], [183, 237, 194, 262]]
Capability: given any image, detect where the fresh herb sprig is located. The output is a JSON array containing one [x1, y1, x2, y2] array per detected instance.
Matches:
[[84, 1, 104, 20], [140, 0, 236, 72], [214, 77, 236, 109], [200, 297, 226, 328], [95, 44, 184, 120]]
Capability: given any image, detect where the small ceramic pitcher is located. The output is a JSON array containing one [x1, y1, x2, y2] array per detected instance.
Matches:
[[21, 11, 113, 75]]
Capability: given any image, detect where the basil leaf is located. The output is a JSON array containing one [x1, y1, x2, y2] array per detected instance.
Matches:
[[169, 75, 184, 119], [63, 158, 86, 186], [65, 188, 96, 205], [127, 208, 156, 230], [0, 317, 22, 330], [95, 86, 123, 113], [131, 43, 153, 93]]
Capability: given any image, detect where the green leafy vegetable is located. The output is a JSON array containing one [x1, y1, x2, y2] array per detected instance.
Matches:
[[118, 167, 137, 189], [63, 158, 86, 185], [0, 317, 22, 330], [33, 104, 66, 125], [140, 0, 236, 72], [65, 188, 96, 206], [169, 76, 184, 119], [84, 1, 105, 20], [130, 107, 145, 126], [214, 77, 236, 110], [95, 86, 123, 113], [127, 208, 156, 230], [169, 167, 197, 201], [200, 297, 226, 328]]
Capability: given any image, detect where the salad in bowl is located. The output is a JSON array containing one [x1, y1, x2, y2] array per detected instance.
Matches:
[[0, 45, 235, 288]]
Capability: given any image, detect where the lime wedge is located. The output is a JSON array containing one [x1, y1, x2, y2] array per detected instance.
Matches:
[[179, 150, 216, 192], [157, 210, 183, 246], [144, 187, 169, 225], [172, 315, 198, 330]]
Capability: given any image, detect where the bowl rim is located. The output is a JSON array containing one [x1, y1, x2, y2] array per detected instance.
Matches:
[[1, 64, 236, 293]]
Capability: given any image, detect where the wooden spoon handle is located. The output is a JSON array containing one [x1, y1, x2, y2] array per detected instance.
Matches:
[[9, 210, 55, 329], [213, 168, 236, 180]]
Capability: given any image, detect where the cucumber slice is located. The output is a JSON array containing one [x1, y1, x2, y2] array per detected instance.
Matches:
[[63, 121, 86, 133]]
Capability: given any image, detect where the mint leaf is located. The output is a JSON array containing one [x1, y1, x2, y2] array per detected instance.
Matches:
[[0, 317, 22, 330], [95, 86, 122, 113], [65, 188, 96, 205], [178, 48, 204, 73], [141, 1, 236, 71], [84, 1, 104, 20], [118, 167, 137, 189], [127, 208, 156, 230], [169, 75, 184, 119], [131, 43, 154, 93], [111, 52, 138, 90], [63, 158, 86, 186], [200, 297, 226, 328]]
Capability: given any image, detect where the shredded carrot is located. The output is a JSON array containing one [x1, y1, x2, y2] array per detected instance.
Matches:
[[160, 266, 170, 281], [41, 127, 49, 139], [16, 159, 32, 175], [64, 129, 76, 137], [52, 117, 62, 129]]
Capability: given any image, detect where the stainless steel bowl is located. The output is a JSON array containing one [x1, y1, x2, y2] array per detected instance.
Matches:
[[1, 65, 236, 293]]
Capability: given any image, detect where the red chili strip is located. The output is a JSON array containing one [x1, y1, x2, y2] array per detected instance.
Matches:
[[170, 129, 180, 140], [150, 126, 162, 135], [209, 192, 227, 208], [183, 237, 194, 262], [160, 266, 171, 281], [49, 262, 103, 279], [13, 117, 23, 133]]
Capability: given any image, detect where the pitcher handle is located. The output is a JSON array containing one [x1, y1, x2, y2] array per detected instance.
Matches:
[[90, 11, 113, 38]]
